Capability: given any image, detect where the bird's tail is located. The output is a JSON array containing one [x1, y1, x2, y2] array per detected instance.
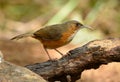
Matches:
[[11, 33, 33, 40]]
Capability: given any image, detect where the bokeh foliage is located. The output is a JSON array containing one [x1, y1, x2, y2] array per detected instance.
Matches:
[[0, 0, 120, 42]]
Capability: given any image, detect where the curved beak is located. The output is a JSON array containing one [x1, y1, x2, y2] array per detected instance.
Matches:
[[81, 25, 93, 30]]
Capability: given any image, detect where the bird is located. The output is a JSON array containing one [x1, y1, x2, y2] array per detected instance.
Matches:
[[11, 20, 92, 60]]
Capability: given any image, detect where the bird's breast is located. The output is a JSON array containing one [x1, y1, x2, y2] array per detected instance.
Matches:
[[39, 26, 79, 49]]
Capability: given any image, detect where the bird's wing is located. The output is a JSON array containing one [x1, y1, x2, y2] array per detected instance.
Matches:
[[33, 24, 63, 40]]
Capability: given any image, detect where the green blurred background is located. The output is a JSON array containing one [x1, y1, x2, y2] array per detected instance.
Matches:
[[0, 0, 120, 39], [0, 0, 120, 82]]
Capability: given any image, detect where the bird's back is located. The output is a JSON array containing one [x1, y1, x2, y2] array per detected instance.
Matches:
[[33, 24, 66, 41]]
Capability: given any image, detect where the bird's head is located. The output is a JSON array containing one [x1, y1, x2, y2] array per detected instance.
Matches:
[[64, 20, 92, 30]]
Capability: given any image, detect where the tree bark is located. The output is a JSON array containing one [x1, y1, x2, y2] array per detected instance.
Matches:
[[26, 38, 120, 82]]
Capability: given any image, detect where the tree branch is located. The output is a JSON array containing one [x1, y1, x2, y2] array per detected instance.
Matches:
[[25, 38, 120, 82]]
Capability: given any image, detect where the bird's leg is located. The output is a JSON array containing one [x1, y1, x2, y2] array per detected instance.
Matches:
[[54, 49, 64, 56], [44, 48, 52, 60]]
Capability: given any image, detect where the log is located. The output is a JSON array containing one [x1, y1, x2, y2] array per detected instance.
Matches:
[[26, 38, 120, 82]]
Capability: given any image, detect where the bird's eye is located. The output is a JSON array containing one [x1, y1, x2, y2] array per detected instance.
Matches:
[[76, 23, 83, 27]]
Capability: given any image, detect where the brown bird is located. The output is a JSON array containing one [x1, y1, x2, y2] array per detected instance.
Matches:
[[11, 20, 92, 60]]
